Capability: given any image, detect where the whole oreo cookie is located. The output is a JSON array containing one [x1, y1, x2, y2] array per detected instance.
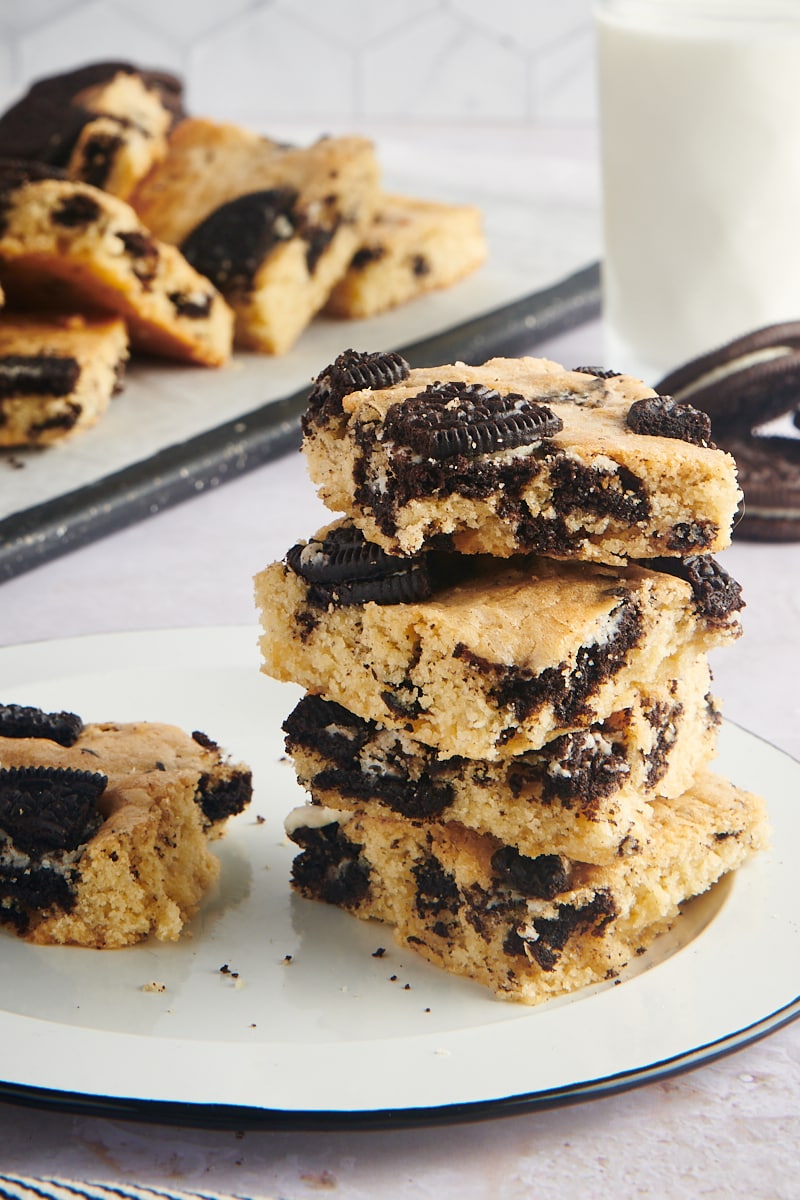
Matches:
[[383, 381, 563, 460], [720, 434, 800, 541], [286, 523, 435, 607], [655, 322, 800, 435], [303, 348, 411, 431], [0, 765, 106, 853]]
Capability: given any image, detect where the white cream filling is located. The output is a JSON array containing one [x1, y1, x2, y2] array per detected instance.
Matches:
[[284, 804, 353, 837]]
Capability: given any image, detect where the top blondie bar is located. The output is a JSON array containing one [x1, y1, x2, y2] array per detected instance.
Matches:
[[301, 350, 742, 564]]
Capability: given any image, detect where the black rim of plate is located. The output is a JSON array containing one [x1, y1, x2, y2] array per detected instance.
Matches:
[[0, 263, 600, 582], [0, 995, 797, 1132], [0, 638, 794, 1131]]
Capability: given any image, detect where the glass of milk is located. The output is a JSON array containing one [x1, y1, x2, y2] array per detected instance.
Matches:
[[596, 0, 800, 384]]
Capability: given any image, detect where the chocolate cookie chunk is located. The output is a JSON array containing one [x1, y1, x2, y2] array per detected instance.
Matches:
[[572, 366, 622, 380], [626, 395, 713, 447], [656, 321, 800, 434], [0, 703, 83, 746], [490, 847, 572, 900], [180, 188, 299, 295], [0, 62, 183, 166], [0, 766, 106, 853], [645, 555, 744, 622]]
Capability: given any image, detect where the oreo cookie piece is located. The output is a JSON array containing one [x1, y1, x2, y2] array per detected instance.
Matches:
[[286, 522, 435, 607], [0, 703, 83, 746], [656, 321, 800, 434], [626, 395, 713, 447], [572, 366, 622, 380], [0, 765, 106, 853], [490, 847, 572, 900], [0, 314, 130, 447], [180, 188, 299, 296], [0, 354, 80, 400], [304, 348, 410, 431], [382, 381, 563, 459], [644, 555, 744, 622]]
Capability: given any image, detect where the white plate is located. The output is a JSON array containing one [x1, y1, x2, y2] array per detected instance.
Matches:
[[0, 626, 796, 1128]]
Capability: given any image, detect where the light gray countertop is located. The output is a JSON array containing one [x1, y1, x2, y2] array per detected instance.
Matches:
[[1, 211, 799, 1199]]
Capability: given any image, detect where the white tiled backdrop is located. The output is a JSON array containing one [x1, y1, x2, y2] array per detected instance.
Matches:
[[0, 0, 598, 128]]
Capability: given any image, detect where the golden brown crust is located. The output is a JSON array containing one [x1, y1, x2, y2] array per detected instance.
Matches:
[[131, 118, 380, 353], [325, 192, 486, 318], [0, 173, 233, 365]]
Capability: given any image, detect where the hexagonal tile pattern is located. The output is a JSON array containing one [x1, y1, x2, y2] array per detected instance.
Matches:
[[361, 10, 527, 119], [278, 0, 443, 49], [18, 1, 181, 85], [0, 0, 598, 124], [188, 6, 357, 121], [451, 0, 592, 54]]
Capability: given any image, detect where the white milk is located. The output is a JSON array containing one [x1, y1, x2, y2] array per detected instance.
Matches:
[[596, 0, 800, 384]]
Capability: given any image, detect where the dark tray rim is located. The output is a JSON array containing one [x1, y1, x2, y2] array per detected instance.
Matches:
[[0, 263, 600, 582]]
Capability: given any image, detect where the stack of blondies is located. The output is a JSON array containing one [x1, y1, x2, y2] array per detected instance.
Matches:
[[254, 349, 767, 1003]]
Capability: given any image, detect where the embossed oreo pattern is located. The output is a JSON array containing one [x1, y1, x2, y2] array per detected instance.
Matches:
[[286, 523, 435, 607], [304, 348, 411, 430], [382, 381, 563, 460], [0, 765, 105, 853]]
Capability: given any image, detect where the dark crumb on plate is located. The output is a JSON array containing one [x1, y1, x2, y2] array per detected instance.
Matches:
[[372, 946, 386, 958]]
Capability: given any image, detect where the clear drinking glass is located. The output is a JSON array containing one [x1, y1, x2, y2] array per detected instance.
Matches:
[[596, 0, 800, 384]]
